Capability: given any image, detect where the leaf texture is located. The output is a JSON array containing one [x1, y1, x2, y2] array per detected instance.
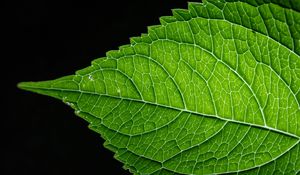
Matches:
[[19, 0, 300, 174]]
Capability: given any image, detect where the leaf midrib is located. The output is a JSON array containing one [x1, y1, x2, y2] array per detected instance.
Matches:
[[20, 84, 300, 139]]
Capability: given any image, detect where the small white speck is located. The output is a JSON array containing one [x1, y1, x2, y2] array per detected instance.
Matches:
[[88, 75, 94, 81], [75, 110, 80, 114], [65, 102, 75, 107]]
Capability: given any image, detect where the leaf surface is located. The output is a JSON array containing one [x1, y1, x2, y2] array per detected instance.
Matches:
[[19, 0, 300, 174]]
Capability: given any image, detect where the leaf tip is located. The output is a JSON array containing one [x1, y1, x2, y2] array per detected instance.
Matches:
[[17, 80, 61, 99], [17, 81, 38, 91], [18, 76, 80, 101], [17, 81, 55, 96]]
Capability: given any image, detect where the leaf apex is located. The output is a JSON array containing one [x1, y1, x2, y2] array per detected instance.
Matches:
[[18, 75, 78, 100], [17, 81, 48, 92], [17, 80, 60, 99], [17, 81, 35, 90]]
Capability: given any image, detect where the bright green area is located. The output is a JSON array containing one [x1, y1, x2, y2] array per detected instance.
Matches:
[[18, 0, 300, 174]]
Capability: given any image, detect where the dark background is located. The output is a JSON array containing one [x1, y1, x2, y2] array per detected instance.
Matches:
[[4, 0, 189, 175]]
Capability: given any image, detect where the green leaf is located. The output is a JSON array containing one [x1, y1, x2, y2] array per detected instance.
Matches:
[[18, 0, 300, 174]]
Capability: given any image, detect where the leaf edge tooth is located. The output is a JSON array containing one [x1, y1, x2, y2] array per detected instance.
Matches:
[[172, 8, 192, 21], [130, 36, 143, 45], [106, 49, 123, 58], [159, 16, 178, 25]]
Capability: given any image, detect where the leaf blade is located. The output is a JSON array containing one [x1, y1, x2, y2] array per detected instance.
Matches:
[[19, 0, 300, 174]]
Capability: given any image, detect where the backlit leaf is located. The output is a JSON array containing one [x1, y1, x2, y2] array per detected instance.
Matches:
[[18, 0, 300, 174]]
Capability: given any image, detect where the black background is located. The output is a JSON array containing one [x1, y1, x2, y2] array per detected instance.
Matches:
[[4, 0, 189, 175]]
